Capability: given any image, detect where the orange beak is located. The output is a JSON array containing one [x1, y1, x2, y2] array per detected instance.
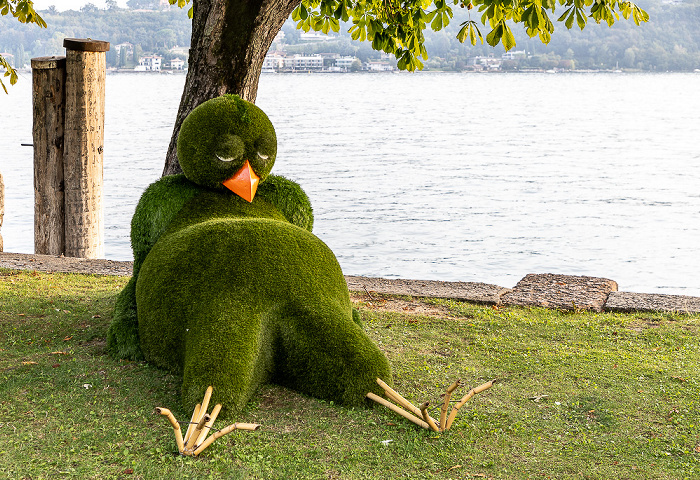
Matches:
[[222, 160, 260, 202]]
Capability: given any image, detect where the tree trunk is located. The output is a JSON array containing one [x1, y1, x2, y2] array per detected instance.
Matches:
[[162, 0, 300, 176]]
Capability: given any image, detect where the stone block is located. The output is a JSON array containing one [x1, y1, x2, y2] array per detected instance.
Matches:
[[501, 273, 618, 312], [605, 291, 700, 314], [345, 275, 509, 305]]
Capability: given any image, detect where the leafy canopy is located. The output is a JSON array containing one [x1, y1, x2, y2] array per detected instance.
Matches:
[[0, 0, 46, 93], [291, 0, 649, 71]]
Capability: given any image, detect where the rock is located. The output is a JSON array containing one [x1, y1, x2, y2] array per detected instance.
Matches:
[[345, 275, 509, 305], [0, 252, 132, 276], [605, 291, 700, 314], [501, 273, 618, 312]]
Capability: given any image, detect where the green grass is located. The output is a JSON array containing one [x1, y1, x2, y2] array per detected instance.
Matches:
[[1, 268, 699, 479]]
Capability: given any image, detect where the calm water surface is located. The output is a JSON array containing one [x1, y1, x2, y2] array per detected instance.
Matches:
[[2, 72, 699, 295]]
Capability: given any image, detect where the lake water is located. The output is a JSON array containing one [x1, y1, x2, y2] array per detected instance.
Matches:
[[2, 71, 699, 295]]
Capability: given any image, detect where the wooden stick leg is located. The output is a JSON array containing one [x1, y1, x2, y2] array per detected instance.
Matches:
[[366, 392, 430, 430], [194, 404, 222, 448], [193, 422, 261, 456], [440, 379, 462, 431], [420, 402, 440, 432], [185, 413, 211, 451], [197, 386, 213, 423], [445, 380, 494, 430], [375, 378, 433, 422], [183, 403, 201, 444], [156, 407, 185, 453]]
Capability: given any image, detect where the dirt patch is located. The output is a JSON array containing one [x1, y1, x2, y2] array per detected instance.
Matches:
[[350, 292, 470, 320]]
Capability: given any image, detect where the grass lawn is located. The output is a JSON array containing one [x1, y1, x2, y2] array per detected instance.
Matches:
[[1, 268, 699, 479]]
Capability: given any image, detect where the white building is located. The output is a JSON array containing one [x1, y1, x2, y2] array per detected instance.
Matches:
[[469, 56, 501, 71], [114, 42, 134, 56], [263, 52, 286, 71], [366, 61, 395, 72], [138, 55, 162, 71], [169, 57, 185, 70], [335, 56, 356, 71], [293, 55, 323, 70]]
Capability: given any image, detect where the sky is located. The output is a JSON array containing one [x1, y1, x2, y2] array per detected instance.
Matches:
[[32, 1, 130, 11]]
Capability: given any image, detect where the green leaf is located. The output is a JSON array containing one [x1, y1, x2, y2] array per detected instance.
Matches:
[[430, 11, 443, 30], [565, 9, 575, 29], [575, 8, 586, 29], [485, 23, 503, 47], [502, 23, 516, 51], [457, 23, 469, 43]]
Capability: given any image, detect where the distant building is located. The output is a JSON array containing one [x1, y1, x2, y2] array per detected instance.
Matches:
[[366, 61, 395, 72], [300, 32, 330, 42], [469, 56, 501, 71], [263, 52, 286, 71], [291, 55, 323, 70], [335, 56, 356, 71], [170, 45, 189, 56], [114, 42, 134, 56], [501, 50, 526, 61], [169, 57, 185, 70], [138, 55, 162, 71]]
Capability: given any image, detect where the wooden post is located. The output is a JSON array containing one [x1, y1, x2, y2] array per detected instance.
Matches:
[[31, 55, 66, 256], [0, 171, 4, 252], [62, 38, 109, 258]]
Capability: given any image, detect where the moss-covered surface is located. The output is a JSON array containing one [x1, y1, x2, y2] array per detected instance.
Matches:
[[3, 271, 699, 479], [177, 94, 277, 189], [108, 96, 391, 417]]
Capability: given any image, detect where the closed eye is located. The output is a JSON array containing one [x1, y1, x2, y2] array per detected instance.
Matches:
[[216, 154, 235, 162], [257, 152, 269, 160]]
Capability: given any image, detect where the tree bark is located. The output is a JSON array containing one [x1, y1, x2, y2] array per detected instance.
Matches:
[[162, 0, 300, 176]]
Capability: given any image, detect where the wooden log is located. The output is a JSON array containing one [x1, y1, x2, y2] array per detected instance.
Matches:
[[155, 407, 185, 453], [31, 56, 66, 256], [192, 422, 261, 457], [366, 392, 429, 430], [62, 38, 109, 258], [440, 379, 462, 431]]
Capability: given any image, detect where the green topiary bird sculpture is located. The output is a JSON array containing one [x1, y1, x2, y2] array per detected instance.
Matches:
[[107, 95, 391, 416]]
